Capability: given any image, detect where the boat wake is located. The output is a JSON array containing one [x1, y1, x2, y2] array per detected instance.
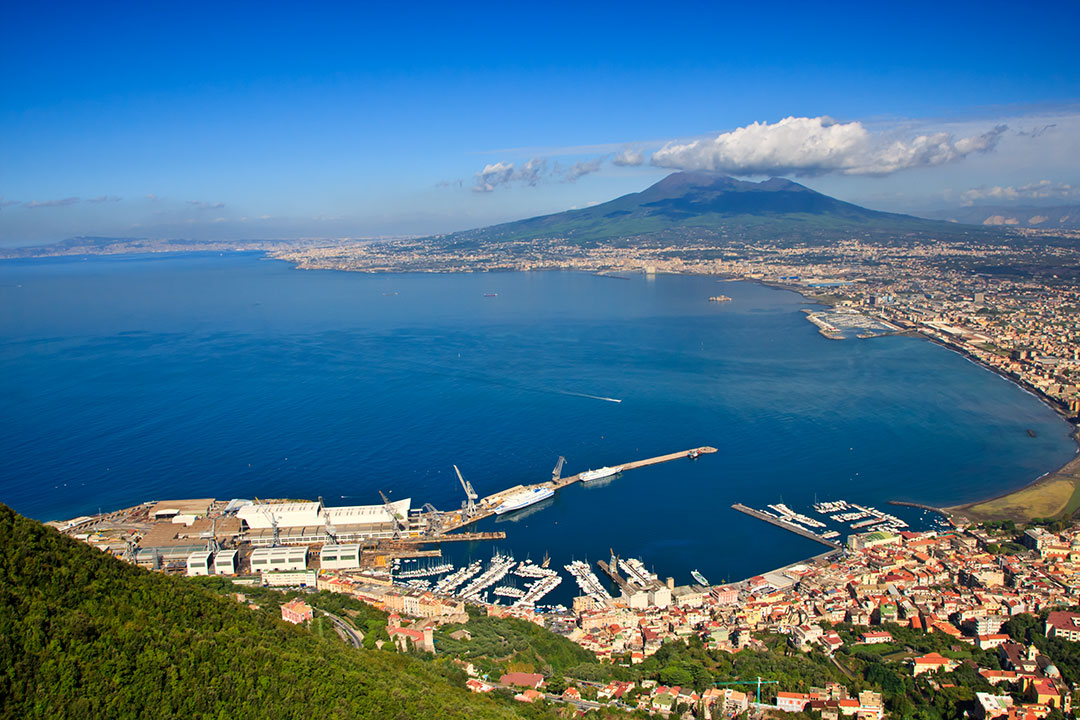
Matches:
[[561, 391, 622, 403]]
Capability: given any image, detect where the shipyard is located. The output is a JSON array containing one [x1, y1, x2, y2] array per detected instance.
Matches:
[[53, 446, 718, 611]]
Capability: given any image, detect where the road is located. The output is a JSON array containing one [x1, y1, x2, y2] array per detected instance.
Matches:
[[320, 609, 364, 648]]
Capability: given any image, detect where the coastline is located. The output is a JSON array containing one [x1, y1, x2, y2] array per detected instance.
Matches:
[[11, 247, 1078, 523], [759, 276, 1080, 523]]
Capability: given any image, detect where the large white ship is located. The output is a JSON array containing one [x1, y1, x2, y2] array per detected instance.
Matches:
[[494, 487, 554, 514], [579, 466, 623, 483]]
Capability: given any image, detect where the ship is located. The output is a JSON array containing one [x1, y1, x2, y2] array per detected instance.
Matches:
[[691, 569, 709, 587], [579, 466, 623, 483], [494, 487, 555, 514]]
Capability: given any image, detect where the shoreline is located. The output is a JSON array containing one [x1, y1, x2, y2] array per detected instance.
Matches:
[[12, 249, 1078, 523], [759, 276, 1080, 521]]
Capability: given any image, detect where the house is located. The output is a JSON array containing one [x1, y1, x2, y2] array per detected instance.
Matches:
[[280, 599, 313, 624], [465, 679, 493, 693], [911, 652, 959, 676], [859, 631, 893, 644], [500, 672, 544, 689], [977, 634, 1010, 650], [514, 689, 543, 703], [562, 687, 581, 702], [1045, 610, 1080, 641], [776, 691, 813, 712]]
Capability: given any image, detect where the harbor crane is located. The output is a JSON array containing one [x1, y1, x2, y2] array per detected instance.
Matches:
[[379, 490, 407, 539], [420, 503, 443, 534], [454, 465, 479, 518], [713, 677, 778, 705], [551, 456, 565, 482], [260, 507, 281, 547]]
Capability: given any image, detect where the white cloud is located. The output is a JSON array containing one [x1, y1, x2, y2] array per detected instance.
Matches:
[[563, 157, 603, 182], [24, 196, 80, 209], [961, 179, 1079, 205], [188, 200, 225, 210], [651, 116, 1006, 177], [612, 148, 644, 166], [472, 157, 547, 192]]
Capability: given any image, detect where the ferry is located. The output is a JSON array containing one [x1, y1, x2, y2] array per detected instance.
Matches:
[[495, 487, 555, 514], [691, 569, 709, 587], [579, 466, 623, 483]]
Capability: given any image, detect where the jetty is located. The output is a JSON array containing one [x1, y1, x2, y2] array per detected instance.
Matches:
[[441, 447, 717, 533], [731, 503, 843, 549]]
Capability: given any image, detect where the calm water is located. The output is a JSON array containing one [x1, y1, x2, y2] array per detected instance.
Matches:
[[1, 252, 1074, 596]]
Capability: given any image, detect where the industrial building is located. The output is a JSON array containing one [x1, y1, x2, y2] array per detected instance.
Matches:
[[214, 549, 238, 575], [186, 550, 214, 576], [250, 546, 308, 572], [237, 499, 412, 546], [319, 543, 362, 570]]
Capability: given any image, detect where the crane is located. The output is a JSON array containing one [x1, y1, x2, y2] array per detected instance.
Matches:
[[420, 502, 443, 534], [713, 677, 778, 705], [454, 465, 479, 518], [551, 456, 565, 482], [261, 507, 281, 548], [379, 490, 407, 539]]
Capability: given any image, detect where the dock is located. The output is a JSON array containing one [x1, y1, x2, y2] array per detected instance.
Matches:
[[442, 446, 717, 532], [596, 559, 634, 595], [731, 503, 842, 549]]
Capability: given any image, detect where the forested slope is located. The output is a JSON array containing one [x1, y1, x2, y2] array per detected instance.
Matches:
[[0, 504, 528, 720]]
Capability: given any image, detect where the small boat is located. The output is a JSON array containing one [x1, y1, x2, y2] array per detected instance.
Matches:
[[691, 569, 709, 587], [483, 293, 498, 297], [688, 449, 701, 459]]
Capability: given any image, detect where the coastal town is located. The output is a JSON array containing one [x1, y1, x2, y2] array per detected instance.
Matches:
[[54, 488, 1080, 719]]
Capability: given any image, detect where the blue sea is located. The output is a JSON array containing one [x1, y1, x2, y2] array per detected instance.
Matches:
[[1, 252, 1075, 597]]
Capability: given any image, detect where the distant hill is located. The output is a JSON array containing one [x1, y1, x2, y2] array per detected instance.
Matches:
[[0, 504, 525, 719], [924, 204, 1080, 230], [441, 172, 976, 247]]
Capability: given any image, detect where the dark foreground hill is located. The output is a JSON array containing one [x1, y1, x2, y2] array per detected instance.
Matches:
[[443, 172, 974, 247], [0, 504, 525, 720]]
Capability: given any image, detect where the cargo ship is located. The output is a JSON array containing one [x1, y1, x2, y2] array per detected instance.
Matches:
[[579, 466, 623, 483], [495, 487, 554, 514]]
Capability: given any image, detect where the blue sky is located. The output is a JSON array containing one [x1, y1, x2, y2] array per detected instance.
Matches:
[[2, 1, 1079, 245]]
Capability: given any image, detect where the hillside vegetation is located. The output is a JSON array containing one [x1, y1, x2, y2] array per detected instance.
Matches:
[[0, 504, 529, 720]]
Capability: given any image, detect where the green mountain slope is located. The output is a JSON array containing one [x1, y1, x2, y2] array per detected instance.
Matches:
[[444, 172, 974, 246], [0, 504, 526, 720]]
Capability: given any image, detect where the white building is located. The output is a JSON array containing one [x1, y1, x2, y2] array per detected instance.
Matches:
[[214, 549, 238, 575], [263, 570, 317, 587], [319, 544, 362, 570], [238, 499, 412, 546], [186, 550, 214, 576], [250, 546, 308, 572]]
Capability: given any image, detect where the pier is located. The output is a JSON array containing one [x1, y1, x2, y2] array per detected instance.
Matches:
[[596, 559, 635, 595], [442, 446, 718, 533], [731, 503, 842, 549]]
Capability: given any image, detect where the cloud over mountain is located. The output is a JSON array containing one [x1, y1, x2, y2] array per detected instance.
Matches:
[[651, 116, 1006, 177]]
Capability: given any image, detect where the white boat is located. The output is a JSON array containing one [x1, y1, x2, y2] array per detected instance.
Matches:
[[691, 569, 709, 587], [579, 466, 623, 483], [495, 487, 555, 514]]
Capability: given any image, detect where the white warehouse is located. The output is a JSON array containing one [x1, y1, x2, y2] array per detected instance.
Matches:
[[250, 546, 308, 573], [319, 544, 362, 570], [214, 549, 238, 575], [237, 499, 412, 546], [186, 550, 214, 576]]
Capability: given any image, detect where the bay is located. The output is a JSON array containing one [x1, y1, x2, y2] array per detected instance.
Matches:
[[0, 252, 1074, 599]]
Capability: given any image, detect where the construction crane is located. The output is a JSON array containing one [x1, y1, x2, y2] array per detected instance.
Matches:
[[454, 465, 478, 518], [203, 517, 220, 553], [713, 677, 778, 705], [551, 456, 565, 482], [379, 490, 407, 539]]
